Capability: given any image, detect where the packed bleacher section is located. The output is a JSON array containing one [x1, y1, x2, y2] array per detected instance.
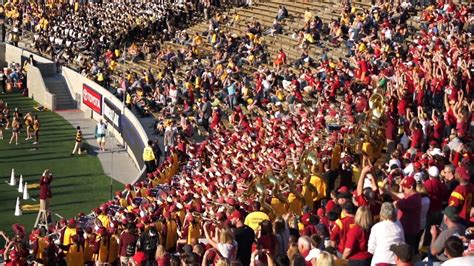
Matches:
[[0, 0, 473, 265]]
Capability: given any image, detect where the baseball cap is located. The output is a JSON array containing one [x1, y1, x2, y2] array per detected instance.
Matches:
[[338, 186, 349, 193], [390, 243, 413, 262], [414, 172, 423, 183], [400, 176, 416, 189], [428, 166, 439, 178], [229, 210, 243, 221], [68, 218, 76, 226], [413, 162, 421, 169], [443, 206, 460, 222], [336, 191, 351, 199], [455, 166, 470, 181]]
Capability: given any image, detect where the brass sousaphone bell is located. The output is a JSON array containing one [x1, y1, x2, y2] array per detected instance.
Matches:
[[369, 93, 384, 120], [283, 167, 304, 201], [267, 172, 289, 204], [299, 150, 319, 196]]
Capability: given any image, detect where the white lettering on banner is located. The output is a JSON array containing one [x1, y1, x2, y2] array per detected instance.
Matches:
[[83, 88, 101, 108], [104, 103, 120, 128]]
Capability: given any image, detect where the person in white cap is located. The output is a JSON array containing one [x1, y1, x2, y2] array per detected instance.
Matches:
[[424, 166, 449, 226]]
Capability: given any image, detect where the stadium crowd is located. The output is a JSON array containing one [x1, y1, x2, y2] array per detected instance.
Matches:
[[0, 0, 473, 266]]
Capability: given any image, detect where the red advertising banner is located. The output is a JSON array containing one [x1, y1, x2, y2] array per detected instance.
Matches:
[[82, 84, 102, 114]]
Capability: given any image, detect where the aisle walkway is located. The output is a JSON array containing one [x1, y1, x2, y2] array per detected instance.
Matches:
[[56, 109, 138, 185]]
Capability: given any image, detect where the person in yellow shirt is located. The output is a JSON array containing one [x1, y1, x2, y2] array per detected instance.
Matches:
[[94, 227, 110, 264], [108, 228, 120, 265], [143, 140, 157, 173], [312, 174, 327, 200], [97, 210, 110, 229], [163, 213, 178, 251], [62, 219, 77, 247], [84, 228, 96, 264], [66, 235, 84, 266], [35, 233, 49, 263], [304, 8, 313, 24], [271, 196, 288, 217], [192, 32, 202, 46]]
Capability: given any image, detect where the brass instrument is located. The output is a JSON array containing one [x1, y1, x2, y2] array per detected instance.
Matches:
[[268, 171, 289, 204], [273, 185, 289, 204], [369, 93, 384, 120], [345, 92, 386, 158], [298, 150, 319, 196], [192, 212, 218, 223], [255, 183, 274, 214], [268, 173, 279, 186]]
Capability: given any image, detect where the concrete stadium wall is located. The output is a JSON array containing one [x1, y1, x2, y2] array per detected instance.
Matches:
[[26, 65, 56, 111], [61, 66, 149, 172], [1, 43, 148, 183], [3, 44, 56, 76]]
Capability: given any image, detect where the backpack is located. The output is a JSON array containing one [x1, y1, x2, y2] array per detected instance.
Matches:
[[125, 241, 136, 257], [143, 235, 158, 252]]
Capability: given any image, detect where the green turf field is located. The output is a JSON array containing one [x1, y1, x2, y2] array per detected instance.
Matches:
[[0, 93, 122, 236]]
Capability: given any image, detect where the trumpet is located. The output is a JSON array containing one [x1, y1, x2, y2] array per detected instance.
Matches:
[[192, 212, 218, 223]]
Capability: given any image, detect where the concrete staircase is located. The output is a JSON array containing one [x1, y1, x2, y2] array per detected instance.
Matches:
[[43, 75, 76, 110]]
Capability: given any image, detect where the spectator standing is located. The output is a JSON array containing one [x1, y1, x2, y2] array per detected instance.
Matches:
[[368, 202, 405, 265], [95, 120, 107, 151], [163, 120, 177, 155], [387, 176, 422, 249], [203, 225, 238, 261], [143, 140, 157, 173], [342, 206, 373, 265], [442, 165, 458, 195], [447, 166, 473, 224], [424, 166, 449, 226], [230, 210, 255, 265], [330, 202, 356, 254], [119, 223, 138, 266], [151, 140, 162, 165]]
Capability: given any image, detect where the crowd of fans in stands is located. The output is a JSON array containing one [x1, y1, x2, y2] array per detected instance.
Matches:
[[0, 0, 473, 265]]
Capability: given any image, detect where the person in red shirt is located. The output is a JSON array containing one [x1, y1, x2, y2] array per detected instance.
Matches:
[[384, 176, 422, 249], [255, 220, 278, 257], [39, 169, 53, 212], [424, 166, 449, 226], [330, 202, 356, 253], [448, 166, 473, 224], [324, 190, 338, 214], [354, 166, 381, 219], [118, 223, 138, 265], [342, 206, 373, 265], [409, 122, 423, 149], [385, 112, 399, 154]]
